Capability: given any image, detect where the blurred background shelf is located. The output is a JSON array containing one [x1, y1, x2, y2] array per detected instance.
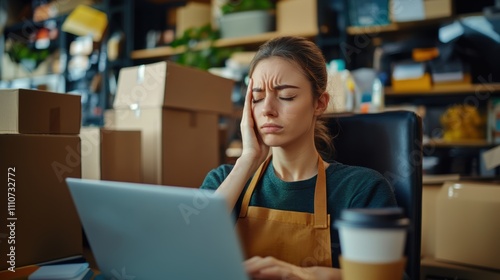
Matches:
[[385, 83, 500, 96], [131, 30, 318, 60], [425, 139, 494, 148], [346, 12, 483, 35], [347, 16, 455, 35]]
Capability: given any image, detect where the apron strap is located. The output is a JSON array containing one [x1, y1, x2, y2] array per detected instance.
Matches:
[[314, 156, 328, 229], [239, 156, 272, 218]]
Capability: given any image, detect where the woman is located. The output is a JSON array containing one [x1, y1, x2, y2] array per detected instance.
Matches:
[[201, 36, 397, 280]]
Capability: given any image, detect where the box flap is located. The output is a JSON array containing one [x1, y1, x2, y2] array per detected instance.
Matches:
[[114, 61, 234, 115], [164, 63, 234, 115], [114, 61, 167, 109]]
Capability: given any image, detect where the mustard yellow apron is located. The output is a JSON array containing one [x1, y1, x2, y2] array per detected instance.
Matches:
[[236, 155, 332, 267]]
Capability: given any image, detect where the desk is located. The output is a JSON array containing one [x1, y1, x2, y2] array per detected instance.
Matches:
[[420, 257, 500, 280]]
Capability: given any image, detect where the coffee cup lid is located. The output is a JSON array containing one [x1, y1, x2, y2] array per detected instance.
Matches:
[[334, 207, 409, 229]]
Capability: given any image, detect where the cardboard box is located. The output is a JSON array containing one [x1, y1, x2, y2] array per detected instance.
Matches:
[[80, 127, 142, 183], [112, 61, 233, 114], [435, 181, 500, 270], [176, 2, 211, 36], [424, 0, 452, 19], [277, 0, 318, 35], [0, 134, 82, 270], [0, 89, 81, 134], [107, 61, 234, 187], [106, 108, 220, 187]]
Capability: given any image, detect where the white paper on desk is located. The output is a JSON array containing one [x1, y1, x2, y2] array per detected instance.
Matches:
[[482, 145, 500, 170]]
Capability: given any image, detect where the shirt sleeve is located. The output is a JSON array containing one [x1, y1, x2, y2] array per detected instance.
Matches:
[[199, 164, 234, 190]]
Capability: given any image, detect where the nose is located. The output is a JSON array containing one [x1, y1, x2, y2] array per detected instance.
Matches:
[[261, 95, 278, 117]]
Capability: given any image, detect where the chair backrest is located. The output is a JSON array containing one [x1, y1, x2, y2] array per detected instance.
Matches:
[[324, 110, 423, 280]]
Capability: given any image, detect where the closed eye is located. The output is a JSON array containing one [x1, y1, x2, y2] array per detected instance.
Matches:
[[279, 96, 295, 101]]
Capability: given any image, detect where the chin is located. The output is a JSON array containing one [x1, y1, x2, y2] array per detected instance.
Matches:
[[262, 136, 287, 147]]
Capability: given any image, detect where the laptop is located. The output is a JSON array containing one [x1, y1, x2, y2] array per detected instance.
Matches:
[[65, 178, 249, 280]]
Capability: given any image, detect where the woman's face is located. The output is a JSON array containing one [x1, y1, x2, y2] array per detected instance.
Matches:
[[251, 56, 322, 148]]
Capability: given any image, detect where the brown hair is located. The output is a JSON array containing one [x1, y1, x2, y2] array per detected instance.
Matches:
[[248, 36, 334, 157]]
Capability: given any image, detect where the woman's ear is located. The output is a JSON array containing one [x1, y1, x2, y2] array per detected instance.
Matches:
[[314, 92, 330, 116]]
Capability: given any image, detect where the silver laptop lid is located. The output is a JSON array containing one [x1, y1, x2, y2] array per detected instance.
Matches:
[[66, 178, 249, 280]]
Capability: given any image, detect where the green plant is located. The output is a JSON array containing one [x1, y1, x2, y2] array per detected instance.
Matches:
[[170, 24, 241, 70], [5, 40, 51, 72], [221, 0, 274, 15]]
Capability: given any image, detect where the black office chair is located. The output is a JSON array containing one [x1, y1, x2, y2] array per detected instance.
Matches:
[[324, 110, 423, 280]]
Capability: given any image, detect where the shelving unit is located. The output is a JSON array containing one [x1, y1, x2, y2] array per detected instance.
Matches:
[[386, 82, 499, 176], [1, 14, 71, 90], [0, 0, 134, 126], [99, 0, 134, 118], [359, 5, 500, 177], [131, 27, 319, 60], [130, 0, 347, 62]]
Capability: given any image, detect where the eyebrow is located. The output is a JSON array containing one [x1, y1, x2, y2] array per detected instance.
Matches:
[[252, 84, 299, 91]]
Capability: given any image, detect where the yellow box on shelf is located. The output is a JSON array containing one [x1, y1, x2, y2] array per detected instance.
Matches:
[[392, 73, 433, 92], [62, 5, 108, 42]]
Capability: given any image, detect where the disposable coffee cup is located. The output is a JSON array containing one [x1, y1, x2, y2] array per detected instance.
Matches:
[[335, 207, 409, 263], [335, 208, 409, 280]]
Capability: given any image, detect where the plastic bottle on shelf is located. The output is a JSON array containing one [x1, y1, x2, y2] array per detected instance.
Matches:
[[351, 68, 385, 113], [325, 59, 356, 113], [371, 74, 385, 112]]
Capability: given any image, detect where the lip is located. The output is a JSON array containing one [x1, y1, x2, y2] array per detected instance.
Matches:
[[261, 123, 283, 133]]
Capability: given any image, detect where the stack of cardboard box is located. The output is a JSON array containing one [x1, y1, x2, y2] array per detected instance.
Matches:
[[105, 61, 234, 188], [0, 89, 83, 271]]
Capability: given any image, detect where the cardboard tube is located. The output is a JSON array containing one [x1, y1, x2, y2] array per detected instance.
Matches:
[[339, 256, 406, 280]]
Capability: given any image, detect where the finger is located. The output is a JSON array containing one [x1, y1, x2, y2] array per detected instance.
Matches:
[[243, 78, 254, 115], [246, 77, 253, 103], [245, 256, 266, 274], [258, 266, 294, 280], [245, 256, 280, 274], [241, 78, 255, 135], [259, 265, 310, 280]]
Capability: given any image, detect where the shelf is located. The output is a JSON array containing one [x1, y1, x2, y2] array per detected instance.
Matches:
[[4, 15, 68, 34], [385, 83, 500, 96], [347, 17, 452, 35], [130, 30, 318, 60], [346, 13, 481, 36], [424, 138, 494, 148]]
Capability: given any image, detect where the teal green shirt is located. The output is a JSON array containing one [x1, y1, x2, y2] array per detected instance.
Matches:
[[200, 160, 398, 268]]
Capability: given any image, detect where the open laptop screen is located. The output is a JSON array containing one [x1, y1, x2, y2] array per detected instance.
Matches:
[[65, 178, 249, 280]]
